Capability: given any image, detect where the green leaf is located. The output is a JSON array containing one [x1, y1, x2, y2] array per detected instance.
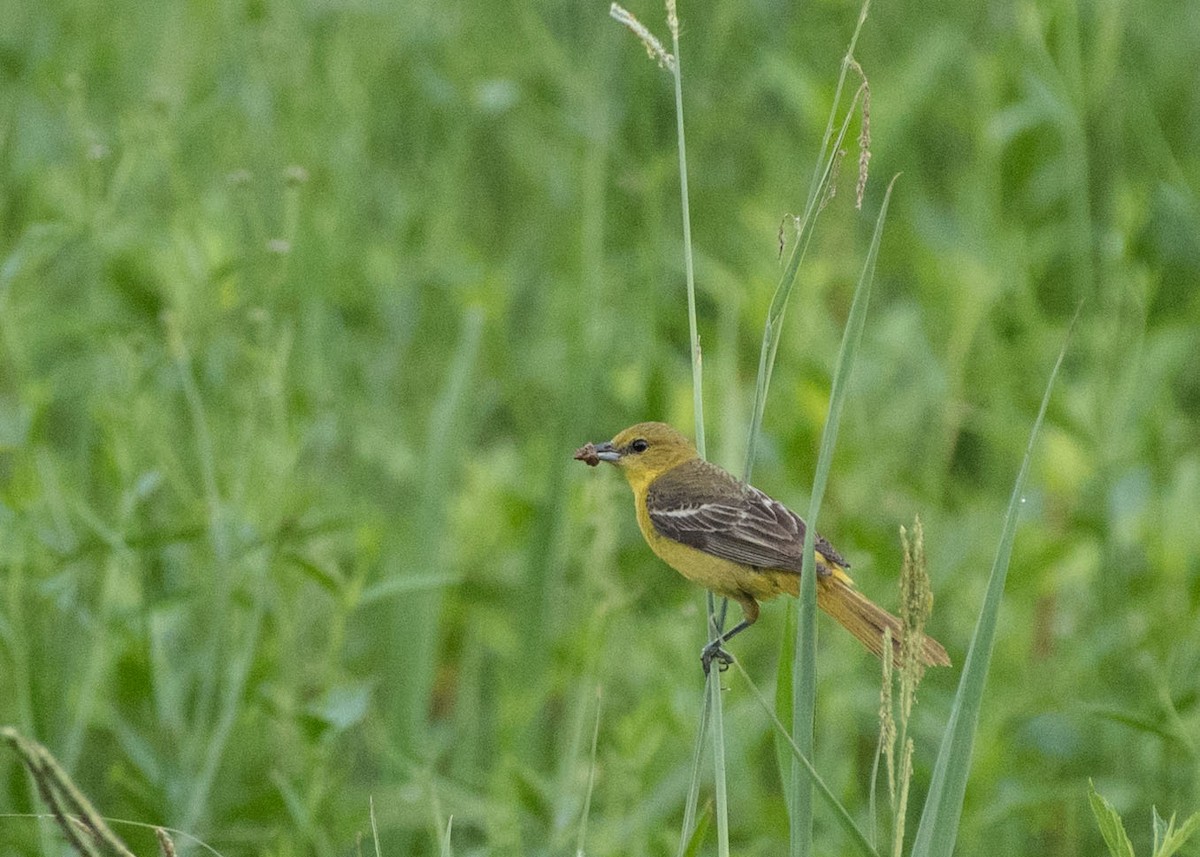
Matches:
[[708, 664, 731, 857], [285, 551, 346, 595], [909, 306, 1080, 857], [732, 660, 880, 857], [680, 801, 713, 857], [790, 173, 897, 857], [741, 9, 873, 485], [1155, 806, 1171, 855], [677, 686, 713, 857], [1088, 780, 1135, 857], [1155, 808, 1200, 857], [358, 573, 462, 606], [775, 599, 797, 803], [575, 687, 602, 857], [1084, 703, 1196, 752]]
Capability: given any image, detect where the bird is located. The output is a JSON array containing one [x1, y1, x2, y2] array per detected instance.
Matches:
[[575, 421, 950, 673]]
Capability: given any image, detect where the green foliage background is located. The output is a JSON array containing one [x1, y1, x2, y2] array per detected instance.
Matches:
[[2, 0, 1198, 854]]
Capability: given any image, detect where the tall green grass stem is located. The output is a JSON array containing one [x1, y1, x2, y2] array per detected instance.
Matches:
[[730, 662, 880, 857], [707, 667, 731, 857], [909, 305, 1080, 857], [806, 0, 872, 215], [574, 688, 603, 857], [677, 685, 713, 857], [664, 4, 730, 854], [390, 308, 484, 754], [790, 175, 896, 857], [669, 23, 703, 462], [742, 0, 872, 484]]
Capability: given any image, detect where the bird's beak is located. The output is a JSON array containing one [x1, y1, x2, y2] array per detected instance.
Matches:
[[592, 441, 621, 462], [574, 440, 621, 467]]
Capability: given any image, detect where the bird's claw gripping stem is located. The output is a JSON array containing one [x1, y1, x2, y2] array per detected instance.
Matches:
[[700, 640, 734, 675]]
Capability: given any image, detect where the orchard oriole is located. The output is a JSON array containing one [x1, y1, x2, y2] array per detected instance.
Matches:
[[576, 421, 950, 673]]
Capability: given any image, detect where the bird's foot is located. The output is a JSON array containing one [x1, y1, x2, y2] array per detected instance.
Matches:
[[700, 640, 734, 675]]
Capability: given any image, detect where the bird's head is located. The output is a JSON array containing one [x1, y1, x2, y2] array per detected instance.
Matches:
[[575, 421, 697, 492]]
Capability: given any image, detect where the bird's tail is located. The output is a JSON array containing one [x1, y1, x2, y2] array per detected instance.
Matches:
[[817, 569, 951, 668]]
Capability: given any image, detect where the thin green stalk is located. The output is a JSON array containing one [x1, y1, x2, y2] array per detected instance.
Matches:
[[666, 3, 703, 462], [910, 306, 1081, 857], [680, 803, 714, 857], [666, 2, 726, 852], [743, 7, 874, 850], [791, 176, 897, 857], [61, 552, 121, 771], [707, 668, 730, 857], [676, 685, 713, 857], [742, 64, 869, 483], [791, 532, 818, 857], [729, 663, 880, 857], [574, 688, 603, 857], [164, 312, 231, 756], [370, 796, 382, 857], [182, 559, 269, 832], [608, 4, 721, 845], [165, 312, 264, 832], [390, 308, 483, 754], [804, 0, 873, 215]]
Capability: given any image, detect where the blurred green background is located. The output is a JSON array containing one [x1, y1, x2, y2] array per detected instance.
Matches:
[[2, 0, 1198, 854]]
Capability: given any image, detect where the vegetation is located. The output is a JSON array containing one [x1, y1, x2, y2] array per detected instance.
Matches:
[[2, 0, 1198, 855], [1088, 781, 1200, 857]]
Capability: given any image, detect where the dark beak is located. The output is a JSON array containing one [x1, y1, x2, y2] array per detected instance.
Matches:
[[592, 441, 620, 462], [574, 440, 622, 467]]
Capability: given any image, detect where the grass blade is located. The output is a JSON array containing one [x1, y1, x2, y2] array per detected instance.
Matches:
[[667, 8, 704, 463], [909, 307, 1080, 857], [790, 518, 818, 857], [774, 600, 797, 796], [663, 4, 732, 848], [742, 0, 871, 484], [574, 688, 603, 857], [708, 668, 731, 857], [680, 801, 714, 857], [1087, 780, 1135, 857], [610, 3, 725, 845], [370, 795, 381, 857], [676, 684, 713, 857], [731, 662, 880, 857], [389, 307, 483, 753], [790, 176, 896, 857], [742, 77, 867, 485]]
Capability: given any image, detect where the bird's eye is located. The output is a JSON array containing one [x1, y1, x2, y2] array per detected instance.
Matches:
[[630, 438, 649, 453]]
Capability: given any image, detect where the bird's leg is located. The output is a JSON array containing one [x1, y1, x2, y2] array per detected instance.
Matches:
[[700, 620, 752, 674], [699, 597, 759, 674]]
